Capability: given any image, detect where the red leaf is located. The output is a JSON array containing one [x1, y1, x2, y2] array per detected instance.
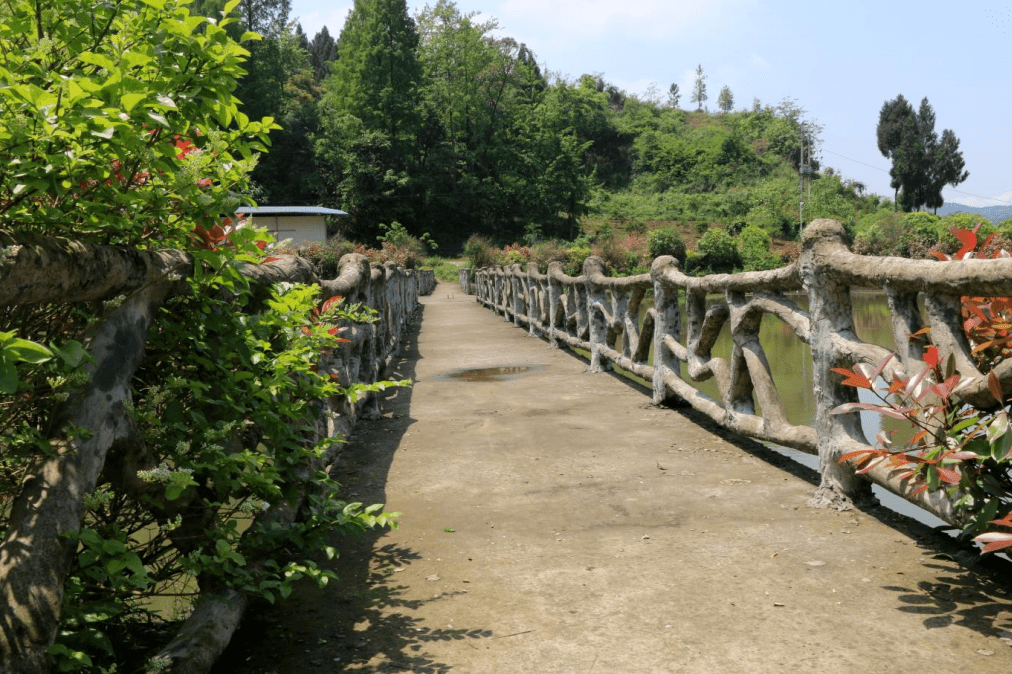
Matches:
[[953, 227, 977, 259], [934, 466, 961, 484], [923, 345, 939, 368], [321, 296, 344, 314], [887, 375, 908, 394], [989, 371, 1003, 404], [839, 449, 882, 463], [931, 373, 961, 399], [831, 367, 872, 389], [264, 256, 280, 263], [982, 539, 1012, 554]]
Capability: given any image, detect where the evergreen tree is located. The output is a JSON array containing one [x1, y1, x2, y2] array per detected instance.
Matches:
[[667, 83, 680, 108], [309, 26, 337, 81], [877, 95, 968, 212], [718, 85, 734, 113], [328, 0, 422, 140], [238, 0, 292, 37], [691, 64, 707, 111], [294, 23, 310, 50], [317, 0, 423, 237]]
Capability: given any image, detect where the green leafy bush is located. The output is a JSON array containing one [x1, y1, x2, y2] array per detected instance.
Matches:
[[463, 234, 497, 270], [647, 228, 687, 264], [738, 225, 780, 271], [696, 226, 741, 273]]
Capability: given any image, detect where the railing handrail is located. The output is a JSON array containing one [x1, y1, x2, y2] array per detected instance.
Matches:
[[462, 219, 1012, 527]]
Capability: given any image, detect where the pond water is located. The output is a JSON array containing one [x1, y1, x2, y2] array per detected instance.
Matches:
[[608, 290, 951, 528], [611, 290, 902, 442]]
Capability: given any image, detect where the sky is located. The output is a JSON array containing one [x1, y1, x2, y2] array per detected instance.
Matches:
[[289, 0, 1011, 208]]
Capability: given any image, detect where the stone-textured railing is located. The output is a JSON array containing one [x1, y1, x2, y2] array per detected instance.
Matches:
[[464, 219, 1012, 525], [0, 238, 434, 673]]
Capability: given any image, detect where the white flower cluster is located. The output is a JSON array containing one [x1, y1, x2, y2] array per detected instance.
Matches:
[[239, 499, 270, 515], [136, 462, 193, 484]]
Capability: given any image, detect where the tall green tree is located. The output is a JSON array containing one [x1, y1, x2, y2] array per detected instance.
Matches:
[[877, 95, 968, 212], [238, 0, 291, 37], [316, 0, 423, 237], [308, 25, 337, 81], [667, 82, 680, 108], [414, 1, 571, 242], [691, 64, 707, 111], [327, 0, 421, 140], [718, 85, 734, 113]]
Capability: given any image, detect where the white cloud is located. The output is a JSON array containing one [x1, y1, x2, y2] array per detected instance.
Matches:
[[750, 54, 770, 71]]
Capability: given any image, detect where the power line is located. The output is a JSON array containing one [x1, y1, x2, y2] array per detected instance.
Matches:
[[820, 147, 1012, 206]]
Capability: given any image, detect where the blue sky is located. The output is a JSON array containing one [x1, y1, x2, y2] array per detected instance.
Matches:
[[290, 0, 1010, 208]]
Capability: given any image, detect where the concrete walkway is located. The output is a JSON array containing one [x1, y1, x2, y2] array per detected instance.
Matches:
[[217, 281, 1012, 674]]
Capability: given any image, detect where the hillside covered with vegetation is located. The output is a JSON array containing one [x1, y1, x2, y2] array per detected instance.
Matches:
[[204, 0, 1008, 274]]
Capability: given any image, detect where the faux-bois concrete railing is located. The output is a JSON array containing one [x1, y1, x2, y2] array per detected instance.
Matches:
[[0, 239, 434, 673], [462, 219, 1012, 526]]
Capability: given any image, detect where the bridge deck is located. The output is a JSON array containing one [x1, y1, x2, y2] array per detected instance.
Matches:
[[218, 281, 1012, 674]]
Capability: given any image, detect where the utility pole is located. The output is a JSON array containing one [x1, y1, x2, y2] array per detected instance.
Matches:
[[799, 135, 812, 231]]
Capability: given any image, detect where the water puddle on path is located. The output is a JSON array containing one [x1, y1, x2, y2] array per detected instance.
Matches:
[[441, 365, 544, 382]]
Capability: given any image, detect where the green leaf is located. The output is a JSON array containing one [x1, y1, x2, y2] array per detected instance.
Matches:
[[121, 92, 146, 112], [50, 341, 87, 367], [77, 51, 116, 71], [0, 361, 18, 394], [215, 538, 232, 559], [5, 338, 53, 363]]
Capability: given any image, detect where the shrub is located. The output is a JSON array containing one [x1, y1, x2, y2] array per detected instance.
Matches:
[[375, 222, 431, 269], [530, 239, 571, 270], [423, 257, 461, 282], [463, 234, 497, 270], [285, 238, 356, 278], [497, 243, 532, 267], [738, 225, 780, 271], [594, 234, 645, 275], [647, 228, 687, 265], [564, 246, 592, 276], [696, 226, 741, 273]]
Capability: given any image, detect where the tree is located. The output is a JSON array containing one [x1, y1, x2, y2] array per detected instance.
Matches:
[[667, 82, 680, 108], [327, 0, 421, 140], [317, 0, 423, 237], [691, 64, 707, 111], [308, 25, 337, 81], [718, 85, 734, 113], [877, 95, 968, 212], [238, 0, 292, 37]]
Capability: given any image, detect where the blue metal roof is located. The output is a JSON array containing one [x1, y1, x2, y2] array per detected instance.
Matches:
[[236, 206, 348, 216]]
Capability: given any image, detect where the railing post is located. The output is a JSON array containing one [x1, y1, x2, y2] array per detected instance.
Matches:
[[526, 262, 540, 337], [584, 256, 611, 373], [547, 262, 563, 348], [799, 219, 875, 509], [651, 256, 681, 405]]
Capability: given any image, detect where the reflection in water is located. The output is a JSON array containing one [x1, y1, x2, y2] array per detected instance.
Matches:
[[445, 365, 541, 382]]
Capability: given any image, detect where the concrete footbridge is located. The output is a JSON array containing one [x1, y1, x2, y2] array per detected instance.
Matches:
[[218, 279, 1012, 674]]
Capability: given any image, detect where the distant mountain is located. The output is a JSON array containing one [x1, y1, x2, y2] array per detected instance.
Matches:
[[936, 202, 1012, 224]]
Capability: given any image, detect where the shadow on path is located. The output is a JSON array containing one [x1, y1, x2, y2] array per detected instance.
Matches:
[[213, 305, 494, 673]]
